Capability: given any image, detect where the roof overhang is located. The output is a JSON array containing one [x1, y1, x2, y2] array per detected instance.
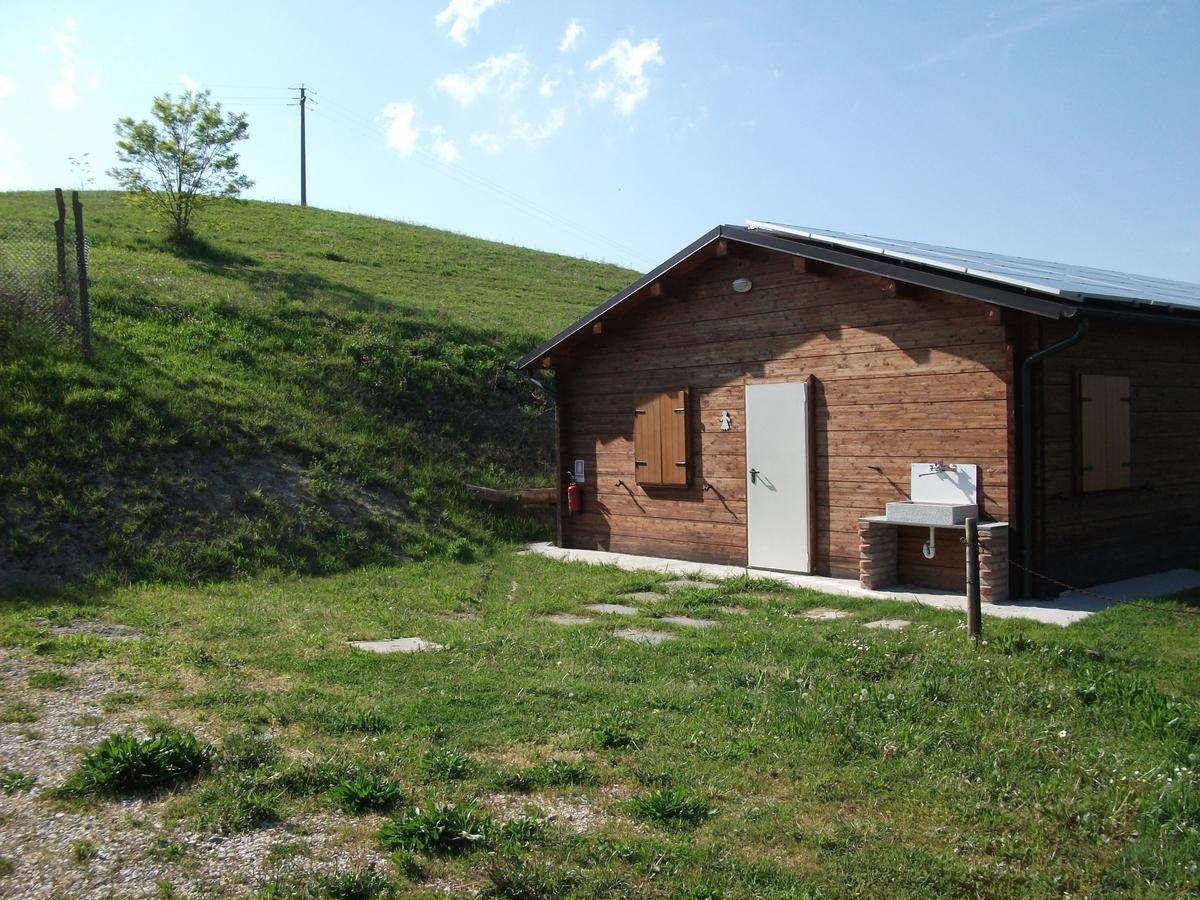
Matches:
[[516, 223, 1199, 371]]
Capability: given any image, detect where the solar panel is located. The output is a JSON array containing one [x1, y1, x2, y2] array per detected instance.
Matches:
[[745, 221, 1200, 313]]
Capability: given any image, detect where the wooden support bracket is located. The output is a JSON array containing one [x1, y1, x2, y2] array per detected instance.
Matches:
[[649, 281, 662, 297], [592, 321, 603, 335], [792, 256, 808, 273], [881, 280, 913, 299], [715, 239, 728, 257]]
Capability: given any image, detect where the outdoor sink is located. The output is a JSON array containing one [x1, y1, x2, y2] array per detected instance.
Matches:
[[885, 501, 978, 527]]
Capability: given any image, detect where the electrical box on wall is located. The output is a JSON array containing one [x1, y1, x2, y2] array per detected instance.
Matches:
[[573, 459, 585, 484]]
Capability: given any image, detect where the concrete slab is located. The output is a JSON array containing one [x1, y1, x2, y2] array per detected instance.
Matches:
[[584, 603, 639, 616], [863, 619, 910, 631], [718, 606, 750, 616], [800, 607, 852, 621], [526, 543, 1200, 626], [657, 615, 718, 629], [620, 591, 667, 603], [348, 637, 442, 654], [614, 628, 675, 645], [543, 613, 592, 626], [663, 578, 719, 591]]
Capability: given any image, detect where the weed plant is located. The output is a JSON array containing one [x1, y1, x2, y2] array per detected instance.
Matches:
[[58, 731, 211, 797]]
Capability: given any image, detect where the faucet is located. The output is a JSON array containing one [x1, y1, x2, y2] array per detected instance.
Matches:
[[919, 461, 957, 477]]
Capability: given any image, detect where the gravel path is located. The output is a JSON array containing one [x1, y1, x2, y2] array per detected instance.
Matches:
[[0, 648, 393, 899]]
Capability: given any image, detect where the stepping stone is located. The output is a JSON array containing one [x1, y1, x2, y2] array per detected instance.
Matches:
[[657, 615, 718, 629], [801, 607, 852, 621], [863, 618, 910, 631], [663, 579, 719, 591], [347, 637, 442, 654], [614, 628, 675, 645], [48, 621, 143, 641], [621, 591, 667, 603], [544, 613, 592, 626], [584, 603, 639, 616], [718, 606, 749, 616]]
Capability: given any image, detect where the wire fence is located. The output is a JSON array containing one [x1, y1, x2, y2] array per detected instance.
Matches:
[[0, 189, 93, 359]]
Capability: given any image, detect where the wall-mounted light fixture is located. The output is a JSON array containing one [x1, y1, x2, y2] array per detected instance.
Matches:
[[731, 277, 753, 293]]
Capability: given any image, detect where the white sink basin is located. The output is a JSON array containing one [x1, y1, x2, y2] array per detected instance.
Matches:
[[885, 501, 978, 526]]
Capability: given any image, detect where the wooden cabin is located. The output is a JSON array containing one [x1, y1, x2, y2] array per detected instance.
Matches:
[[517, 223, 1200, 600]]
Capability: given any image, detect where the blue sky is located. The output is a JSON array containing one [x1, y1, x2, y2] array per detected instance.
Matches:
[[2, 0, 1198, 281]]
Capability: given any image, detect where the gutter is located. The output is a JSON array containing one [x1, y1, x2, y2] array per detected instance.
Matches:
[[1019, 315, 1089, 598]]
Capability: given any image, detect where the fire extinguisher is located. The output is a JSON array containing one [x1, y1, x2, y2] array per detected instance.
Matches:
[[566, 471, 583, 515]]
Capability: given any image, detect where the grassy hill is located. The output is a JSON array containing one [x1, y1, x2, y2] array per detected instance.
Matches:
[[0, 191, 634, 587]]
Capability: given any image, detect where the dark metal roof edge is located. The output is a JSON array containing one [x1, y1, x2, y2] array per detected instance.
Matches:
[[515, 226, 724, 370]]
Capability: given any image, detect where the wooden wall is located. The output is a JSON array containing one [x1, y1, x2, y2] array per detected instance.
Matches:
[[1036, 318, 1200, 589], [557, 250, 1013, 582]]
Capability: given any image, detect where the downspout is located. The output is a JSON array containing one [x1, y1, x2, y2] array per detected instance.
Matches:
[[1019, 315, 1089, 598]]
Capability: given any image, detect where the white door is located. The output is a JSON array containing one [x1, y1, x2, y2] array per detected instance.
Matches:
[[745, 381, 812, 573]]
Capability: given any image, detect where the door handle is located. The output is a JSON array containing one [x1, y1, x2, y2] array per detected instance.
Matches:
[[750, 468, 760, 484]]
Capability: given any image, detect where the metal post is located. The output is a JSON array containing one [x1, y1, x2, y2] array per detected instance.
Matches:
[[966, 517, 981, 640], [70, 191, 93, 363], [53, 188, 68, 302], [299, 85, 307, 206]]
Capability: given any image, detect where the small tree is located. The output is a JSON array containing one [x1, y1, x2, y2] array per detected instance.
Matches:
[[109, 90, 253, 243]]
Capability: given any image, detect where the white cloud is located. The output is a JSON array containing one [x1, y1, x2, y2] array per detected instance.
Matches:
[[380, 102, 419, 157], [538, 75, 558, 97], [470, 108, 565, 154], [559, 19, 584, 52], [435, 0, 505, 46], [587, 38, 663, 115], [47, 22, 79, 107], [511, 108, 565, 146], [0, 75, 13, 99], [437, 52, 529, 107], [429, 128, 461, 164], [469, 132, 504, 154], [179, 72, 199, 92]]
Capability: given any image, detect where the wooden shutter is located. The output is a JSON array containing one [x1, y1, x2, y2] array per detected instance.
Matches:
[[634, 392, 662, 484], [660, 389, 690, 486], [633, 389, 690, 486], [1079, 374, 1131, 493]]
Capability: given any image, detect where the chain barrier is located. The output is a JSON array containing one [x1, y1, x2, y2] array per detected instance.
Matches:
[[1010, 558, 1199, 618]]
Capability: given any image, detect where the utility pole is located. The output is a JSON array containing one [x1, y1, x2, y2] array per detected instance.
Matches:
[[291, 84, 314, 206]]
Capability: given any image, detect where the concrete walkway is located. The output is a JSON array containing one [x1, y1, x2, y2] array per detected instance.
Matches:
[[523, 543, 1200, 626]]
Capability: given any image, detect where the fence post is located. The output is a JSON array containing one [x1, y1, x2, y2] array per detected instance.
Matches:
[[966, 517, 981, 641], [54, 189, 68, 303], [70, 190, 93, 363]]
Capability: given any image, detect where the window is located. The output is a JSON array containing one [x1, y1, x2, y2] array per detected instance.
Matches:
[[633, 389, 690, 486], [1078, 374, 1131, 493]]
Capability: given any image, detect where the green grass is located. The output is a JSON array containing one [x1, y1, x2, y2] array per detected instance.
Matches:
[[27, 670, 74, 689], [1, 551, 1197, 895], [0, 190, 632, 586]]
